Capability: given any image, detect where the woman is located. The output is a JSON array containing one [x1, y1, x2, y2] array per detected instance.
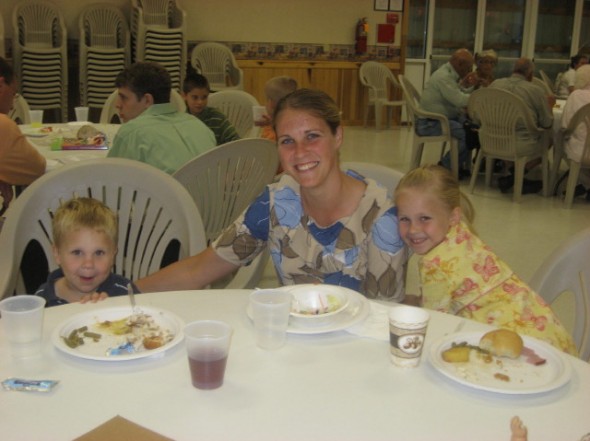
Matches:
[[561, 64, 590, 198], [136, 89, 408, 301], [474, 49, 498, 88]]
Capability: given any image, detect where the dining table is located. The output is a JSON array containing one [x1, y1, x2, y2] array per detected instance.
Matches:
[[1, 289, 589, 441], [19, 122, 118, 172]]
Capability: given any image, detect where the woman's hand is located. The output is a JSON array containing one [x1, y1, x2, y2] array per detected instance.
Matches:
[[510, 416, 528, 441], [79, 292, 109, 304]]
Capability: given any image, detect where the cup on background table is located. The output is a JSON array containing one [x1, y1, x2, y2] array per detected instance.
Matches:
[[75, 106, 89, 122], [249, 289, 292, 350], [184, 320, 232, 390], [388, 305, 430, 368], [29, 110, 43, 128], [0, 295, 46, 359], [252, 105, 268, 124]]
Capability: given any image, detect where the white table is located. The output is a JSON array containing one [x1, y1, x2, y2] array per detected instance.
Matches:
[[19, 123, 118, 172], [1, 290, 589, 441]]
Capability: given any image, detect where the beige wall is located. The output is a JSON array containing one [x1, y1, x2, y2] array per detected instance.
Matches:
[[0, 0, 401, 47]]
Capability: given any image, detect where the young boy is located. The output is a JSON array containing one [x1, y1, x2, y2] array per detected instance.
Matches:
[[182, 73, 240, 145], [257, 76, 298, 141], [35, 198, 138, 307]]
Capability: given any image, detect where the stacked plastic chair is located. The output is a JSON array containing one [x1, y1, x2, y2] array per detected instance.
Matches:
[[12, 0, 68, 122], [190, 42, 244, 91], [79, 4, 130, 113], [0, 11, 5, 59], [131, 0, 187, 91]]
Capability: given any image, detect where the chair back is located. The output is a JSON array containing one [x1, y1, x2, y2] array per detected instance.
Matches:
[[9, 94, 31, 124], [532, 76, 554, 96], [341, 162, 403, 198], [468, 88, 545, 159], [0, 11, 5, 58], [173, 138, 278, 243], [359, 61, 398, 103], [207, 90, 259, 138], [398, 74, 420, 122], [529, 226, 590, 361], [539, 70, 554, 93], [13, 0, 65, 48], [190, 42, 244, 90], [80, 4, 128, 49], [0, 158, 207, 299]]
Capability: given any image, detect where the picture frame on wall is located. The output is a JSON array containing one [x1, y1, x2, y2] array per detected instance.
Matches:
[[389, 0, 403, 11], [374, 0, 389, 11]]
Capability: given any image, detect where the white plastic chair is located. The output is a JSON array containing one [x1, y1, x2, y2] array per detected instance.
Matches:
[[0, 11, 5, 59], [539, 70, 555, 94], [173, 138, 278, 289], [529, 226, 590, 361], [341, 161, 404, 198], [398, 74, 459, 179], [552, 102, 590, 209], [359, 61, 405, 130], [0, 158, 207, 299], [8, 94, 31, 124], [533, 76, 554, 96], [207, 90, 259, 138], [468, 88, 550, 202], [99, 88, 186, 124], [190, 42, 244, 91]]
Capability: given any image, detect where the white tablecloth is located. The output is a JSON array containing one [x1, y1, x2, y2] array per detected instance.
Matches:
[[19, 123, 118, 172], [1, 290, 589, 441]]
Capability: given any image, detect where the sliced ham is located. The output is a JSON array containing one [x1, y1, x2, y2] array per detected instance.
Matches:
[[521, 346, 546, 366]]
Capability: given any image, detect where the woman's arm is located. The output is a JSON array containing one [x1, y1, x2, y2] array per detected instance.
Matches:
[[135, 246, 239, 293]]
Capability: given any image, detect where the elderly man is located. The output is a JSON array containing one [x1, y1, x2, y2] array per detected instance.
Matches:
[[0, 57, 46, 214], [490, 58, 555, 193], [108, 62, 216, 174], [416, 48, 478, 179]]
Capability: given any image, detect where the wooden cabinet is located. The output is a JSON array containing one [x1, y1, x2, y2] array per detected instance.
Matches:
[[237, 60, 401, 126]]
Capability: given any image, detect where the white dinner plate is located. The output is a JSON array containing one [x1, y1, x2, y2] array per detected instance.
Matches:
[[247, 285, 370, 335], [22, 127, 51, 137], [52, 306, 185, 361], [67, 121, 90, 126], [429, 331, 572, 394]]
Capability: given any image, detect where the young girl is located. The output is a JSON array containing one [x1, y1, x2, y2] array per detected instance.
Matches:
[[393, 164, 577, 355]]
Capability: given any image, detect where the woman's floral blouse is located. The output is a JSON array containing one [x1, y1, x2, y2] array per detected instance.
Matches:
[[213, 171, 408, 301]]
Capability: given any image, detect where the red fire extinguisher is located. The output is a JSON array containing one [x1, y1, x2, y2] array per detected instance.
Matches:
[[355, 17, 368, 55]]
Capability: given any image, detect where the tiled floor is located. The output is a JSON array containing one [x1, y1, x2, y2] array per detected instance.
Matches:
[[258, 125, 590, 299]]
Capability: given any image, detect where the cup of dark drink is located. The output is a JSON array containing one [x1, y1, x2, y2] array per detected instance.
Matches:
[[184, 320, 232, 390]]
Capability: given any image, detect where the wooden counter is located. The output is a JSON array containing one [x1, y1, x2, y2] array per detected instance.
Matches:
[[237, 59, 402, 126]]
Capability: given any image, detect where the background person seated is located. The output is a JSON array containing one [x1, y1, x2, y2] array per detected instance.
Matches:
[[555, 54, 589, 98], [108, 62, 216, 175], [182, 72, 240, 145]]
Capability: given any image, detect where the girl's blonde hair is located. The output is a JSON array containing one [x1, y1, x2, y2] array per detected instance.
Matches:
[[394, 165, 476, 230], [52, 198, 118, 248]]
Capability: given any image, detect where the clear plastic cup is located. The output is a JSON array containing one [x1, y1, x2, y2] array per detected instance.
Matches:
[[0, 295, 46, 358], [250, 289, 292, 350], [29, 110, 43, 128]]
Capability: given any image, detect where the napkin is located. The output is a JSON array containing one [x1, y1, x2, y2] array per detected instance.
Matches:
[[74, 415, 173, 441], [346, 302, 392, 341]]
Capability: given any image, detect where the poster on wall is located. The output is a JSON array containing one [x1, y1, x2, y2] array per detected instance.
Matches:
[[374, 0, 389, 11]]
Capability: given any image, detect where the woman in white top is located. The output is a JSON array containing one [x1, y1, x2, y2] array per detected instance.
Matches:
[[561, 64, 590, 194]]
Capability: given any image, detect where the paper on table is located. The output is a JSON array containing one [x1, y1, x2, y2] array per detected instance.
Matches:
[[73, 415, 173, 441], [346, 302, 391, 341]]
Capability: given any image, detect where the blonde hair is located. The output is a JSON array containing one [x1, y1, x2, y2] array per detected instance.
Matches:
[[52, 198, 118, 248], [264, 76, 298, 103], [394, 165, 475, 230]]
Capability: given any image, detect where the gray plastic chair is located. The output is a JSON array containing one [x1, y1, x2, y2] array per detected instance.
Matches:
[[207, 90, 259, 138], [359, 61, 405, 130]]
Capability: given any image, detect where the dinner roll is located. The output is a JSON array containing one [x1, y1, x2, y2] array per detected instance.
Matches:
[[479, 329, 523, 359]]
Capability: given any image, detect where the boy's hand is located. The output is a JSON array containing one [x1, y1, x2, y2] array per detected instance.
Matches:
[[79, 292, 109, 304], [254, 114, 272, 127]]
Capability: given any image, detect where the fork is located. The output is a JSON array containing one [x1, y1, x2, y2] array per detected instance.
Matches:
[[127, 283, 140, 314]]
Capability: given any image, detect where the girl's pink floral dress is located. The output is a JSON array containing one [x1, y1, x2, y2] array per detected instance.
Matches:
[[419, 221, 577, 355]]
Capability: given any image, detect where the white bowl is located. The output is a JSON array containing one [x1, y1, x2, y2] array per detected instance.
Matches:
[[289, 285, 349, 319]]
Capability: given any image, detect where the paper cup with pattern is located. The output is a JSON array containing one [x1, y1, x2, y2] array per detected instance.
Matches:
[[389, 305, 430, 368]]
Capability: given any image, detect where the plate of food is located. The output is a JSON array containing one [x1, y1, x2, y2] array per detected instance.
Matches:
[[52, 306, 184, 361], [247, 285, 370, 335], [429, 329, 572, 394], [22, 126, 53, 137]]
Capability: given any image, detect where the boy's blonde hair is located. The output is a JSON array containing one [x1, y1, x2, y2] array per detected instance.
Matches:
[[394, 164, 476, 230], [52, 198, 118, 248], [264, 76, 298, 104]]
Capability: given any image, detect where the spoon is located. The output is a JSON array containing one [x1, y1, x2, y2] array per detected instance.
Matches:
[[127, 283, 139, 314]]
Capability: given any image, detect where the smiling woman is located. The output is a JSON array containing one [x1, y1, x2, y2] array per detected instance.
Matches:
[[136, 89, 409, 301]]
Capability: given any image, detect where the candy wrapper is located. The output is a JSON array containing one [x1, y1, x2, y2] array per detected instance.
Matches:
[[2, 378, 59, 392]]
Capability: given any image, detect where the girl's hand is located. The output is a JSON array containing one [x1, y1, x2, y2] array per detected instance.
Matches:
[[79, 292, 109, 304], [510, 416, 528, 441]]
